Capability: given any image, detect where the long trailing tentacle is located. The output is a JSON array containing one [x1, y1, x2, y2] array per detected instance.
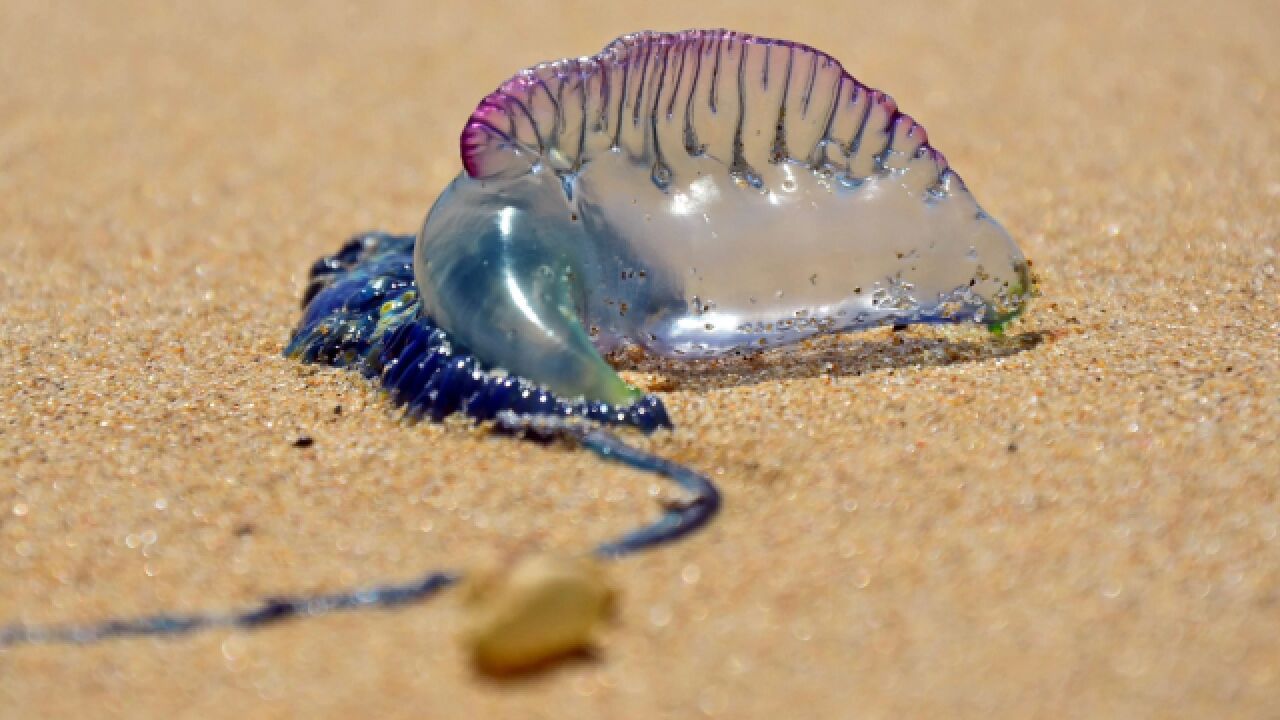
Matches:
[[0, 573, 459, 646], [0, 418, 718, 646]]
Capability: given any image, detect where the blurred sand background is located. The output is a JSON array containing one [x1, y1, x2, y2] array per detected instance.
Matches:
[[1, 1, 1277, 717]]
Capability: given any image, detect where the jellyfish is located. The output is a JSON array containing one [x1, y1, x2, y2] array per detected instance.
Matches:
[[291, 29, 1031, 422]]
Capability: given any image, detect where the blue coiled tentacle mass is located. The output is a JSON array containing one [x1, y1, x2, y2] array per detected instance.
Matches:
[[286, 232, 670, 430]]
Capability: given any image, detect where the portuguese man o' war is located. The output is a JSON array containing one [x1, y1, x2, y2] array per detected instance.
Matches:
[[292, 29, 1031, 420], [1, 29, 1030, 649]]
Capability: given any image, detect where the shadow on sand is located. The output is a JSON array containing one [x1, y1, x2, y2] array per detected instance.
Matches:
[[614, 327, 1045, 394]]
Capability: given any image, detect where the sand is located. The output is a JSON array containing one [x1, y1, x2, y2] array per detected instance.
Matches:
[[1, 1, 1277, 717]]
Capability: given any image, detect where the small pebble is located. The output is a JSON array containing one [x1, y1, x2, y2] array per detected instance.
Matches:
[[460, 553, 615, 674]]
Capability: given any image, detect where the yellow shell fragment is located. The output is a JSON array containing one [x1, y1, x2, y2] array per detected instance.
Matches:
[[460, 553, 615, 673]]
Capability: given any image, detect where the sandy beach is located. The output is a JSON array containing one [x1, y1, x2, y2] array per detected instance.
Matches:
[[1, 1, 1277, 717]]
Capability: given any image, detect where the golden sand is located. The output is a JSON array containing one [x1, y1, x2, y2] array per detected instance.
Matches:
[[1, 1, 1277, 717]]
